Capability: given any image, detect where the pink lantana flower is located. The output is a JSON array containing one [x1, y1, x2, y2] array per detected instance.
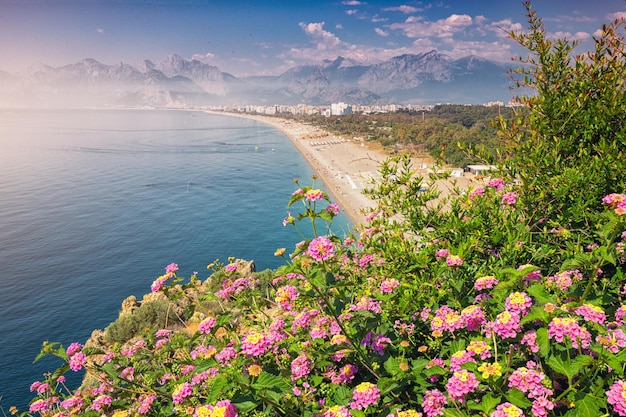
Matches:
[[505, 292, 533, 315], [548, 317, 591, 349], [474, 275, 499, 291], [172, 382, 193, 405], [304, 188, 325, 201], [501, 192, 518, 205], [607, 380, 626, 416], [575, 304, 606, 324], [198, 317, 217, 334], [307, 236, 335, 262], [291, 354, 313, 381], [350, 382, 380, 410], [275, 285, 299, 311], [195, 400, 238, 417], [446, 370, 479, 402], [486, 311, 521, 339], [487, 178, 505, 191], [241, 331, 272, 356], [445, 255, 463, 267], [422, 389, 447, 417], [603, 193, 626, 215]]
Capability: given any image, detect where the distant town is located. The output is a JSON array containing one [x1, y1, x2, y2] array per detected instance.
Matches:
[[204, 99, 520, 117]]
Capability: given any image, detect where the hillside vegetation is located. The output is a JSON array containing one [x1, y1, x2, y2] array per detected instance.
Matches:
[[19, 3, 626, 417], [282, 104, 514, 168]]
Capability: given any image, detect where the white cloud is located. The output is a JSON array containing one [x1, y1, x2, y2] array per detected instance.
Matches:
[[375, 28, 389, 37], [191, 53, 216, 63], [549, 31, 591, 41], [96, 28, 104, 34], [440, 39, 514, 62], [281, 14, 519, 72], [382, 5, 421, 14], [484, 19, 524, 39], [342, 0, 363, 5], [390, 13, 473, 40], [607, 11, 626, 20], [346, 9, 358, 16], [572, 32, 591, 41], [298, 22, 342, 50], [284, 21, 408, 66], [371, 14, 387, 23]]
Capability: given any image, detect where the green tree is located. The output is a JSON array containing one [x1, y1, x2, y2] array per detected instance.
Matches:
[[501, 1, 626, 229]]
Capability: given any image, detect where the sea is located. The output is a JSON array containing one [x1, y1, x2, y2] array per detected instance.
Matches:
[[0, 108, 352, 411]]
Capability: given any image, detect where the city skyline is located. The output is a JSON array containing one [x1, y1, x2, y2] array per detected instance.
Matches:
[[1, 0, 625, 77]]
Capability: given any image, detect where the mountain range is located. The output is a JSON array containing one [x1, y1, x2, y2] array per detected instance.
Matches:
[[0, 51, 516, 108]]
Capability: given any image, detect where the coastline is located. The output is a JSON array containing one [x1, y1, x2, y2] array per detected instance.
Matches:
[[206, 111, 482, 228], [207, 111, 388, 227]]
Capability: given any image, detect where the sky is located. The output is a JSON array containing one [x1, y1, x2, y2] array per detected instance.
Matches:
[[1, 0, 626, 77]]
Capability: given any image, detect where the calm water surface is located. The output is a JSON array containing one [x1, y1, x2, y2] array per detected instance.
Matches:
[[0, 109, 351, 410]]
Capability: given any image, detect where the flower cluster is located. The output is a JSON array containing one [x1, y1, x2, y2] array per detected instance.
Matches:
[[445, 370, 479, 402], [474, 275, 499, 291], [350, 382, 380, 410], [544, 270, 582, 291], [548, 317, 591, 349], [307, 236, 335, 262], [602, 193, 626, 215], [607, 380, 626, 416]]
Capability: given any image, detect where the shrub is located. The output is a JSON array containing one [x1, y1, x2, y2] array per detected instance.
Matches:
[[500, 0, 626, 229], [105, 299, 171, 344]]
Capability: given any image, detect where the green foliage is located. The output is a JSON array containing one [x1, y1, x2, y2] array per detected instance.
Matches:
[[501, 0, 626, 229], [104, 299, 171, 344], [282, 105, 512, 167]]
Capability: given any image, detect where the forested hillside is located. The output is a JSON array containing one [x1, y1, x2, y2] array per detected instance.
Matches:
[[280, 104, 516, 167]]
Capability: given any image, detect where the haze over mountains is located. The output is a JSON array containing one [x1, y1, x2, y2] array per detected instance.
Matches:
[[0, 51, 515, 108]]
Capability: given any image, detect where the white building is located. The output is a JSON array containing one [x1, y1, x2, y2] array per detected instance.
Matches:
[[331, 102, 353, 116]]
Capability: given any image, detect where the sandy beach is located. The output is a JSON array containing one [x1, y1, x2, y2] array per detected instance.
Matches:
[[209, 111, 481, 228]]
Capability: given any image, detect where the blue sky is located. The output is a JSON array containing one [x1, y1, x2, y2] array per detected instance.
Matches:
[[1, 0, 625, 76]]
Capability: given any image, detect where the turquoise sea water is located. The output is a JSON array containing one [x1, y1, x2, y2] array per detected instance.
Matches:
[[0, 109, 352, 411]]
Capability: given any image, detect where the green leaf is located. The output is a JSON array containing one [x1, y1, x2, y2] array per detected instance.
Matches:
[[520, 306, 549, 326], [384, 357, 401, 376], [506, 389, 532, 408], [412, 358, 430, 371], [468, 393, 501, 414], [536, 327, 551, 358], [549, 353, 593, 380], [548, 354, 573, 378], [233, 401, 257, 413], [574, 394, 604, 417], [526, 283, 556, 305], [83, 347, 104, 356], [252, 371, 290, 392], [319, 210, 333, 222], [208, 377, 230, 402], [333, 385, 352, 405], [264, 390, 283, 403], [443, 408, 466, 417], [50, 363, 70, 382], [572, 355, 594, 370]]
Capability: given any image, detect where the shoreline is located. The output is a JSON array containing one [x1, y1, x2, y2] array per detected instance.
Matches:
[[205, 110, 482, 228], [206, 111, 388, 227]]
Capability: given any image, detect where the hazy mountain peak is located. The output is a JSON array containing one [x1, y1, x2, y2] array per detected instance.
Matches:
[[0, 50, 514, 108], [133, 59, 155, 73]]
